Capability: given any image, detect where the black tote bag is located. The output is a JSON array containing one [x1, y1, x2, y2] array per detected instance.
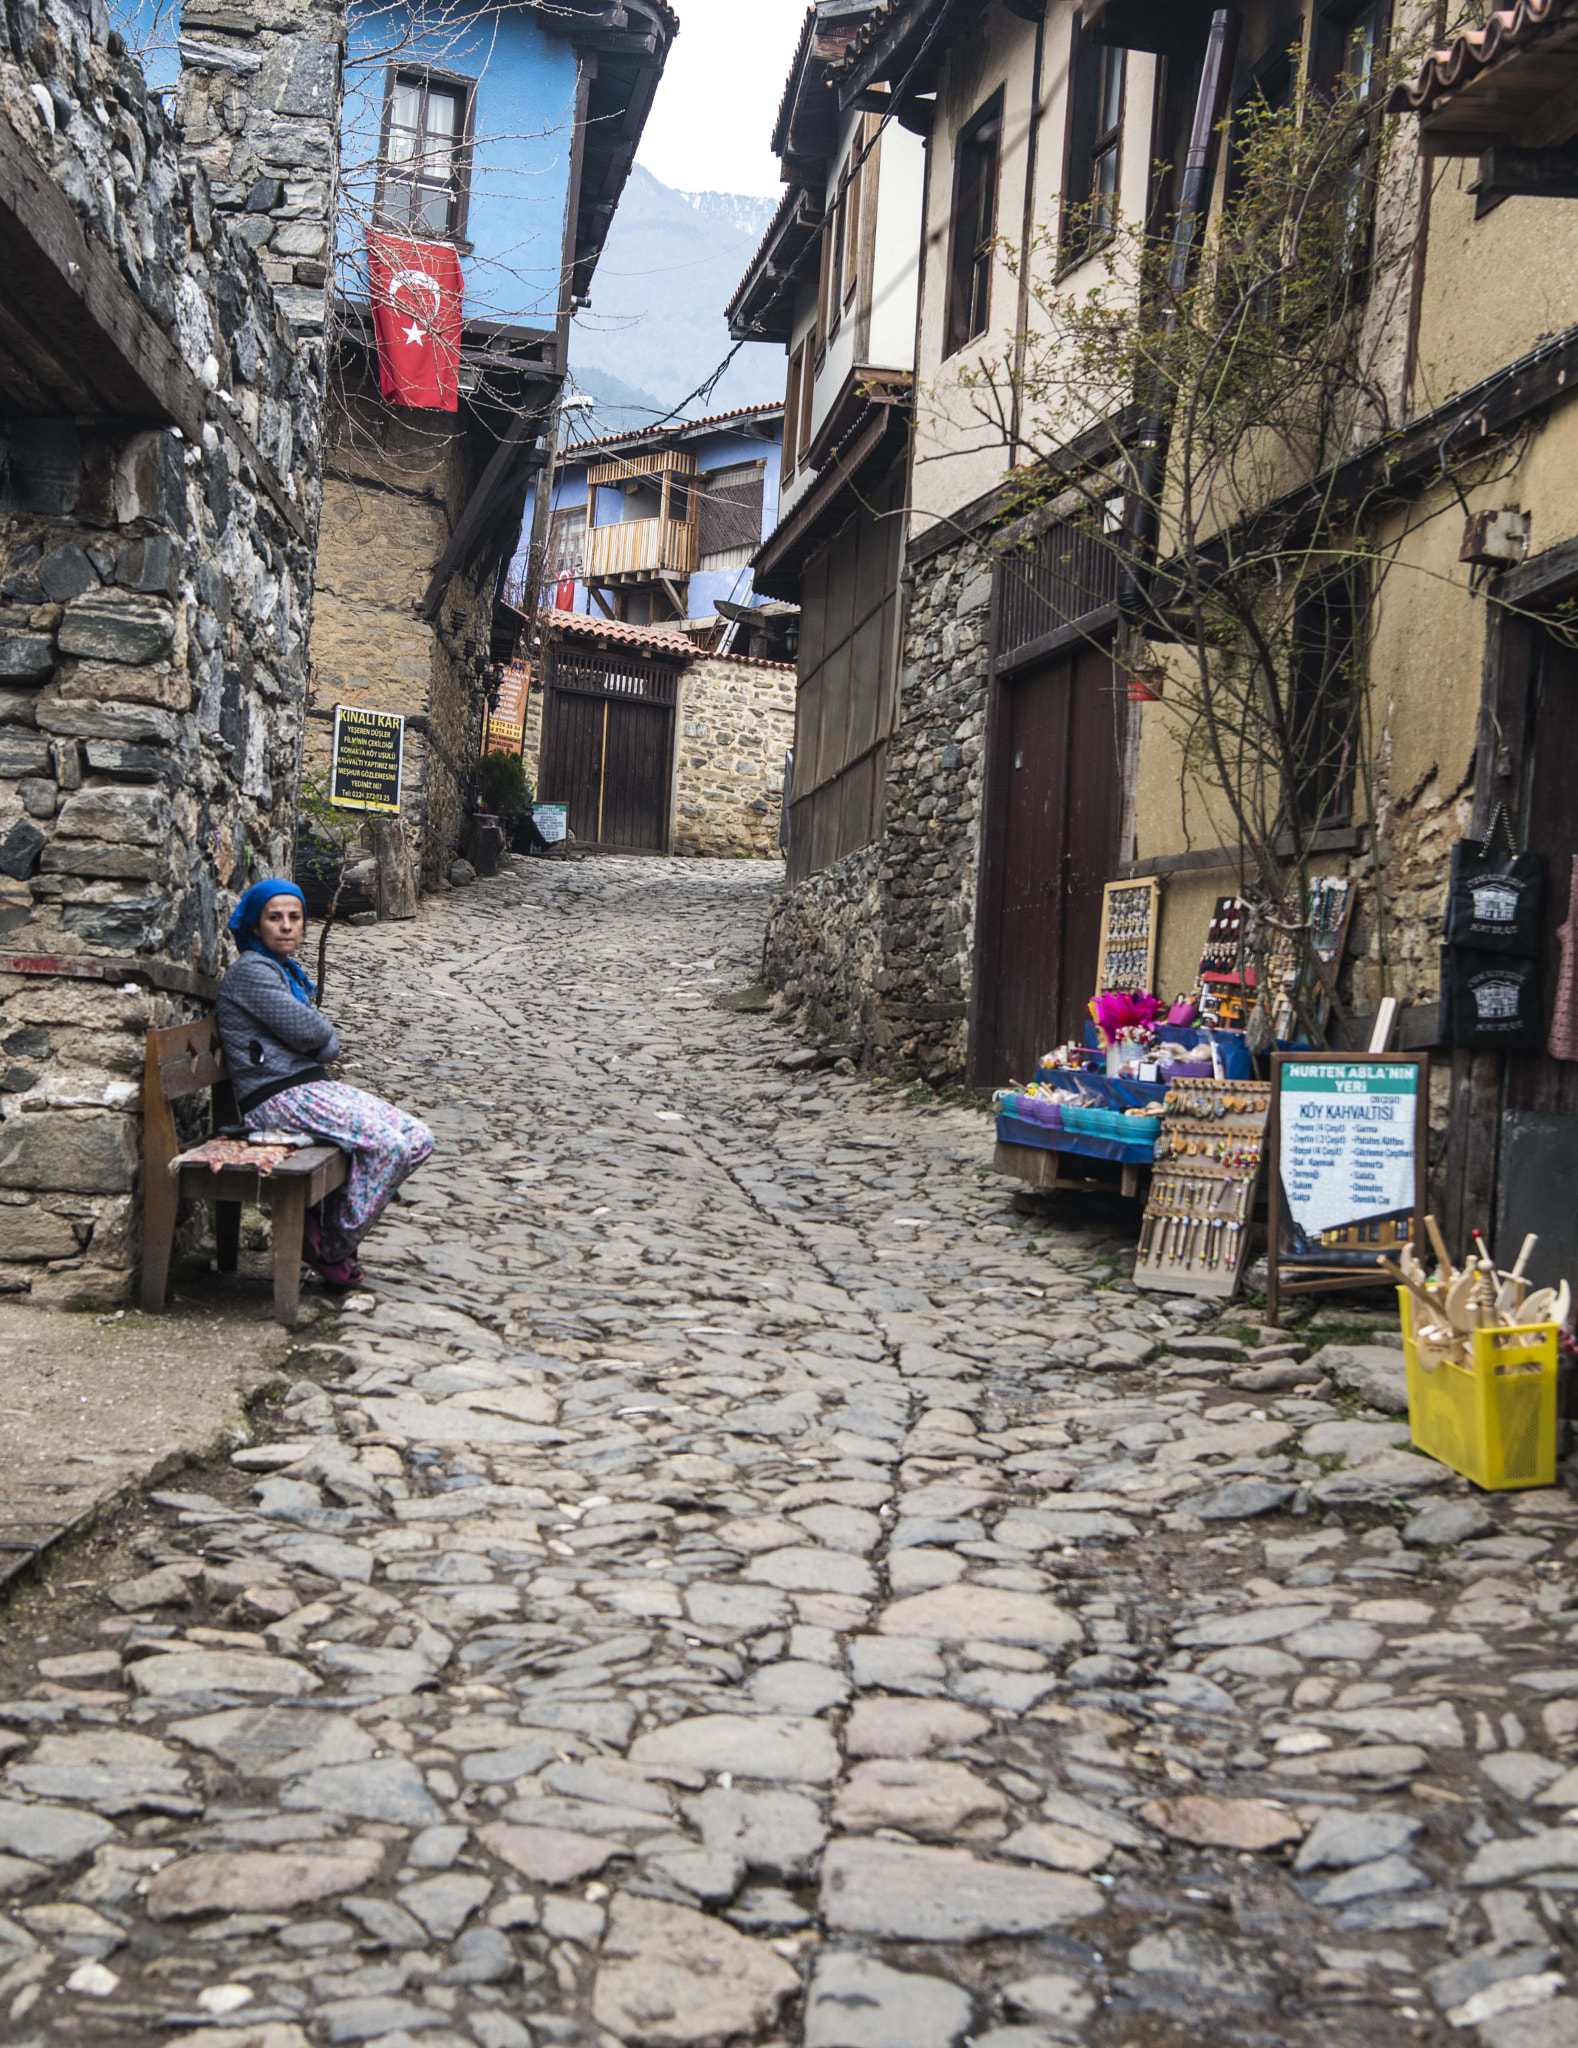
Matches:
[[1443, 833, 1545, 954], [1443, 947, 1545, 1051]]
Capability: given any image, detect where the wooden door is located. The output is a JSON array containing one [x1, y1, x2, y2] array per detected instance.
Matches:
[[1497, 629, 1578, 1286], [537, 651, 677, 853], [972, 644, 1123, 1087]]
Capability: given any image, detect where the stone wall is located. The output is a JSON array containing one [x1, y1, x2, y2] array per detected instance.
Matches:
[[765, 529, 994, 1081], [170, 0, 344, 336], [305, 380, 490, 889], [0, 0, 333, 1304], [672, 654, 794, 859]]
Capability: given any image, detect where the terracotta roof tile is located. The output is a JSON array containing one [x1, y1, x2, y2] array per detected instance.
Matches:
[[530, 607, 695, 658], [560, 401, 784, 458], [1388, 0, 1578, 116]]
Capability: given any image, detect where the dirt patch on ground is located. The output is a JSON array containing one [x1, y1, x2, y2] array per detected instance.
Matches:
[[0, 1260, 329, 1573]]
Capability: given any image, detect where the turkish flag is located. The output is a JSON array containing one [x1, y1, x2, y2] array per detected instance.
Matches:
[[368, 232, 464, 411], [554, 572, 575, 611]]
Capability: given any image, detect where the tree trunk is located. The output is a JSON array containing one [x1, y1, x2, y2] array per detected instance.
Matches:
[[374, 818, 418, 920]]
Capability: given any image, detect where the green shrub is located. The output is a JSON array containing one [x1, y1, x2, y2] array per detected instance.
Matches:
[[477, 749, 533, 825]]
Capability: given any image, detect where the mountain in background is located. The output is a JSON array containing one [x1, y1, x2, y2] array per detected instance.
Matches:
[[571, 167, 785, 424], [563, 364, 670, 440]]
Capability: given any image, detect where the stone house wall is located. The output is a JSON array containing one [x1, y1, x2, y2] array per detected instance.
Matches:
[[306, 383, 492, 891], [0, 0, 335, 1305], [671, 654, 794, 859], [765, 530, 994, 1080], [169, 0, 344, 336]]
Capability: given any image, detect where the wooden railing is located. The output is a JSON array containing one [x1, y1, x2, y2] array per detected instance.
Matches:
[[586, 516, 699, 581]]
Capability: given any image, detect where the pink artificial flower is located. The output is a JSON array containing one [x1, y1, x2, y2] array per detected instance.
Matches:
[[1089, 989, 1164, 1043]]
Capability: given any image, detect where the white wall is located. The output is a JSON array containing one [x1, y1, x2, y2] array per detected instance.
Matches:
[[909, 0, 1156, 533]]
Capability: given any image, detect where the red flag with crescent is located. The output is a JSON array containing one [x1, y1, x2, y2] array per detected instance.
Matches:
[[367, 233, 464, 411]]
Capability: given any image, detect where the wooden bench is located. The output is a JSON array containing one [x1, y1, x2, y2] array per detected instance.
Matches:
[[141, 1017, 350, 1328]]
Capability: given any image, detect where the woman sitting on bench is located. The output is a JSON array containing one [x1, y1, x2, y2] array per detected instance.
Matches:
[[215, 879, 433, 1290]]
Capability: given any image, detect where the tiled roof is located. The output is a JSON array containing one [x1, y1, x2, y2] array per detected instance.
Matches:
[[560, 401, 784, 458], [530, 607, 696, 658], [772, 7, 818, 155], [827, 0, 915, 75], [1388, 0, 1578, 115]]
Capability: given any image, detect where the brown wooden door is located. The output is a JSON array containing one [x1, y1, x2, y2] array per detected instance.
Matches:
[[972, 644, 1123, 1087], [539, 669, 676, 853]]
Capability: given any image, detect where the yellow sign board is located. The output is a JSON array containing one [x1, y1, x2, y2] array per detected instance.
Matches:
[[330, 705, 404, 815]]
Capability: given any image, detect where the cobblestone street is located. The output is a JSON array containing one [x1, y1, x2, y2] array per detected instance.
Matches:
[[4, 856, 1578, 2048]]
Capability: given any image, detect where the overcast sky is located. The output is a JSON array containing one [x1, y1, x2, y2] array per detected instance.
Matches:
[[636, 0, 808, 195]]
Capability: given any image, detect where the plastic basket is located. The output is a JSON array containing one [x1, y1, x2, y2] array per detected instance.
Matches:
[[1400, 1287, 1558, 1491], [1060, 1104, 1162, 1144]]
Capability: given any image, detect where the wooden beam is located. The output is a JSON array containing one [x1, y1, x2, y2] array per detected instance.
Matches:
[[0, 106, 204, 437], [0, 106, 307, 540], [420, 414, 541, 618], [1476, 145, 1578, 201]]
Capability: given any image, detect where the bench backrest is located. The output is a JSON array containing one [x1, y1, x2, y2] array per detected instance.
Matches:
[[144, 1017, 237, 1182]]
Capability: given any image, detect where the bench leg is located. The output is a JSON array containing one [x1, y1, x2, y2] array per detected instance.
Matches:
[[141, 1165, 178, 1314], [214, 1200, 241, 1274], [270, 1181, 307, 1329]]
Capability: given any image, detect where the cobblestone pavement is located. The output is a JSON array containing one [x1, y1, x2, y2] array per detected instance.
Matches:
[[4, 855, 1578, 2048]]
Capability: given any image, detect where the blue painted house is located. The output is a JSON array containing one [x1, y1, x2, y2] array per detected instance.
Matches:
[[536, 403, 790, 653], [312, 0, 677, 886], [121, 0, 674, 888]]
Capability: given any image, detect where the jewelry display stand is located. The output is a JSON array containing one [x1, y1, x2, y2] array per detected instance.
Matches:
[[1133, 1077, 1271, 1299], [1096, 877, 1160, 995]]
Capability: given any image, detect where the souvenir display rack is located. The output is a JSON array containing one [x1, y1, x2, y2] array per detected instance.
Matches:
[[1196, 895, 1255, 1029], [1134, 1076, 1272, 1298], [1095, 878, 1160, 996]]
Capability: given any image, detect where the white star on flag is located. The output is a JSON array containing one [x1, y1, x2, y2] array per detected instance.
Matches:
[[402, 320, 426, 346]]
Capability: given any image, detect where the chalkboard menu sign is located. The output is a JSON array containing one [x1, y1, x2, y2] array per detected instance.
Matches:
[[1267, 1052, 1428, 1323], [331, 706, 404, 815]]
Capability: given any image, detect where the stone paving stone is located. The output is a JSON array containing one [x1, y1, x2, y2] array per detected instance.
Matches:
[[5, 858, 1578, 2047]]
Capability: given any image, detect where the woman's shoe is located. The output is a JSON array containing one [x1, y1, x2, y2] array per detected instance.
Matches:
[[319, 1257, 364, 1291]]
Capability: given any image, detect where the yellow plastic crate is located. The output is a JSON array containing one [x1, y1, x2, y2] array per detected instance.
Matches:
[[1399, 1288, 1558, 1491]]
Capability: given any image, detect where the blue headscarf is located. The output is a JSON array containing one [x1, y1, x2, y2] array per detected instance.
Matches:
[[227, 879, 317, 1005]]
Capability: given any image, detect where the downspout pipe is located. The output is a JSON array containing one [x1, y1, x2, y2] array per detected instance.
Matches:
[[1118, 6, 1241, 622]]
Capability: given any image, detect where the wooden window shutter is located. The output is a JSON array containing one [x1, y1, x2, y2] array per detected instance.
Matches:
[[783, 346, 804, 479], [699, 463, 767, 557], [815, 221, 833, 356]]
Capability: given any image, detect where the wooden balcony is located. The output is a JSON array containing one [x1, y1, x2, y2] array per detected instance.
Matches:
[[585, 515, 699, 583]]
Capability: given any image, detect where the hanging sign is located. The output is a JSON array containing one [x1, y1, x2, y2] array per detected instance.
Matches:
[[1266, 1052, 1428, 1322], [330, 705, 404, 814]]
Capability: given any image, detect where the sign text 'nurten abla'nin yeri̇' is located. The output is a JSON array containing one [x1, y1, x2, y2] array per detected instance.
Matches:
[[330, 705, 404, 815]]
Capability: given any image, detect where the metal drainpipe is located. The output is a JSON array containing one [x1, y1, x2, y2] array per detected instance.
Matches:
[[1118, 6, 1242, 622]]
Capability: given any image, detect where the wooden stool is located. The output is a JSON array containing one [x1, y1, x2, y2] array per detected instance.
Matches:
[[141, 1018, 350, 1328]]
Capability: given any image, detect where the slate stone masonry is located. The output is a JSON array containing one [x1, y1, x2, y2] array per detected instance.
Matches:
[[766, 530, 994, 1080], [172, 0, 345, 335], [0, 0, 337, 1304]]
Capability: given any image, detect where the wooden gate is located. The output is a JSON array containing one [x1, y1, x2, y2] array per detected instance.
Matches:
[[538, 642, 681, 852], [970, 513, 1125, 1088]]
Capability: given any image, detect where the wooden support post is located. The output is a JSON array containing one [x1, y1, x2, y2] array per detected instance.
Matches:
[[373, 817, 418, 920]]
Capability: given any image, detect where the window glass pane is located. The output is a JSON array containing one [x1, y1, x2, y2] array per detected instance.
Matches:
[[415, 183, 451, 234], [392, 81, 422, 129], [1094, 142, 1119, 229], [1345, 5, 1378, 92], [425, 87, 461, 137], [1100, 48, 1124, 139]]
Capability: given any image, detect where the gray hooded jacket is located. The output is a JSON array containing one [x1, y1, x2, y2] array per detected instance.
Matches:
[[215, 952, 342, 1114]]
